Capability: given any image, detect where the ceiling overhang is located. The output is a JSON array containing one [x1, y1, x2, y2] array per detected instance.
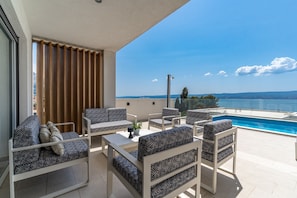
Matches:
[[22, 0, 189, 52]]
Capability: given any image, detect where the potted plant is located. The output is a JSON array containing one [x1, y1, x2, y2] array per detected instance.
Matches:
[[132, 121, 142, 136]]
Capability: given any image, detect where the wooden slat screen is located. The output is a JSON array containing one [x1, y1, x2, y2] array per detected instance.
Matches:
[[35, 39, 103, 133]]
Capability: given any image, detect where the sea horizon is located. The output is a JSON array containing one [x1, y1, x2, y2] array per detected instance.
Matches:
[[116, 91, 297, 113], [116, 90, 297, 100]]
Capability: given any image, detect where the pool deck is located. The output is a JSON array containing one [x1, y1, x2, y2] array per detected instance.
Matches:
[[0, 113, 297, 198]]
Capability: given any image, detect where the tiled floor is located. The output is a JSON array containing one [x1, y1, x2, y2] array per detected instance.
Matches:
[[0, 124, 296, 198]]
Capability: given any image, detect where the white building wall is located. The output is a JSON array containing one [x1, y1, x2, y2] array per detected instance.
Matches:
[[116, 98, 175, 121], [2, 0, 32, 122], [103, 50, 116, 107]]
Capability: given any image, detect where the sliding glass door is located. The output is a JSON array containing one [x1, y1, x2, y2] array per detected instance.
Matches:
[[0, 7, 17, 186]]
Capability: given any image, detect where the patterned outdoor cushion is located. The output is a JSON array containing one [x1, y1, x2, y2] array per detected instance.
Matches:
[[108, 108, 127, 121], [90, 120, 132, 133], [113, 151, 196, 197], [14, 132, 88, 174], [162, 108, 179, 121], [85, 108, 108, 124], [13, 115, 41, 166], [202, 147, 233, 162], [137, 126, 193, 162], [202, 119, 234, 162], [186, 110, 211, 125], [202, 135, 233, 154], [203, 119, 232, 140]]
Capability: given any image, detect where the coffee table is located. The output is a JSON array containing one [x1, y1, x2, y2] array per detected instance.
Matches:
[[101, 129, 155, 156]]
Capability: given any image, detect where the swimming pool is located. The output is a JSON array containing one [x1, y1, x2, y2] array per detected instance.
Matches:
[[213, 115, 297, 136]]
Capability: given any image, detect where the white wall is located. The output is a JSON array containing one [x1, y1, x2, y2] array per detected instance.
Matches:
[[103, 50, 116, 108], [116, 98, 175, 121], [3, 0, 33, 122]]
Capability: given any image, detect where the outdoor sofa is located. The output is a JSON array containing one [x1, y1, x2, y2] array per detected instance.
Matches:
[[82, 107, 137, 145], [9, 115, 89, 198]]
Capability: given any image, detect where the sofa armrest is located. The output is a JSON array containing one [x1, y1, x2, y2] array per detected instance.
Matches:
[[82, 116, 91, 136], [127, 113, 137, 122], [162, 115, 179, 120], [108, 143, 142, 171], [54, 122, 75, 131], [172, 116, 187, 127], [148, 113, 162, 120]]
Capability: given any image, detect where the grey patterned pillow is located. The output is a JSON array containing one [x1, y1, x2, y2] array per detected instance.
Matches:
[[49, 124, 65, 156]]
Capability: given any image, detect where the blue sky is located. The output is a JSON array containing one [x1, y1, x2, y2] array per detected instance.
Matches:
[[117, 0, 297, 97]]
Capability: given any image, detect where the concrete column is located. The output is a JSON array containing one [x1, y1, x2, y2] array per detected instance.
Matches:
[[103, 50, 116, 107]]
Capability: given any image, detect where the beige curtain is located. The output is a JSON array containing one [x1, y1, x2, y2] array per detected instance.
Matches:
[[35, 39, 103, 133]]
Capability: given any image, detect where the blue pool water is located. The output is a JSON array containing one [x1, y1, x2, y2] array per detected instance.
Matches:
[[213, 115, 297, 136]]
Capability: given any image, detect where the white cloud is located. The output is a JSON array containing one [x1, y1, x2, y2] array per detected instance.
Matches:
[[152, 78, 158, 83], [235, 57, 297, 76], [204, 72, 212, 77], [217, 70, 228, 77]]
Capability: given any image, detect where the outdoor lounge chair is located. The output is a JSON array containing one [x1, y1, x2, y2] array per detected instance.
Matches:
[[148, 107, 180, 130], [173, 109, 212, 135], [200, 119, 237, 194], [107, 126, 202, 198]]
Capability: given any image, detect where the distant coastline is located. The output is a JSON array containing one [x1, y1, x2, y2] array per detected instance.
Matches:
[[117, 90, 297, 99]]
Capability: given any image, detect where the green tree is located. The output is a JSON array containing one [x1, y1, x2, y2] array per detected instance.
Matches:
[[180, 87, 188, 99], [200, 95, 219, 108]]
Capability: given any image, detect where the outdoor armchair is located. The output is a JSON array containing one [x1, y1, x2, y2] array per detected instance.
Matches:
[[200, 119, 237, 194], [107, 126, 202, 198], [173, 109, 212, 135], [148, 107, 180, 130]]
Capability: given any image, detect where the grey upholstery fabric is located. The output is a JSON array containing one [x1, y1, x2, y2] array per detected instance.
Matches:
[[203, 119, 232, 140], [202, 119, 234, 162], [113, 151, 196, 197], [186, 110, 211, 125], [84, 108, 132, 134], [108, 108, 127, 121], [138, 126, 193, 162], [113, 127, 197, 197], [85, 108, 108, 124], [13, 115, 41, 166], [14, 132, 88, 174], [162, 107, 179, 121]]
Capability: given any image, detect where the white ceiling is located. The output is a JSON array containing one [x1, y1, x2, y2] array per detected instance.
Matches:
[[22, 0, 189, 52]]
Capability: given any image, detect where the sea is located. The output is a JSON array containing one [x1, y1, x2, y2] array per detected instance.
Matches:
[[117, 95, 297, 113]]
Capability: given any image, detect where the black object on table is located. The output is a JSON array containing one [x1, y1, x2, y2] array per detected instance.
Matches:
[[128, 127, 133, 139]]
